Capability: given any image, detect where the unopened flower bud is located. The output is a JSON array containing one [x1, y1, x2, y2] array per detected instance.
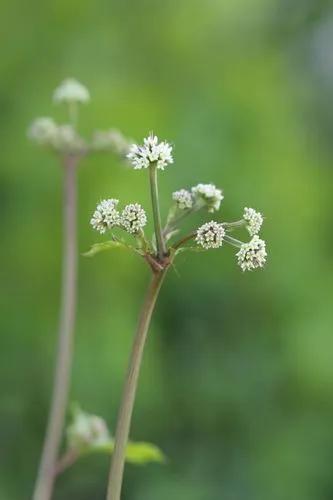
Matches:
[[172, 189, 193, 210]]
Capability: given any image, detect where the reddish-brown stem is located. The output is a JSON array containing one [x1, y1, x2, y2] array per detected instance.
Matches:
[[32, 156, 78, 500]]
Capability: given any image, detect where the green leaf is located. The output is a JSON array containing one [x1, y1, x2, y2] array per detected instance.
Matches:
[[87, 439, 166, 465], [125, 441, 166, 465], [83, 239, 141, 258]]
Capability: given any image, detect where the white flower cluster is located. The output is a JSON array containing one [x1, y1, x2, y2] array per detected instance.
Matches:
[[127, 134, 173, 170], [196, 221, 225, 249], [67, 407, 110, 451], [172, 189, 193, 210], [53, 78, 90, 104], [243, 207, 263, 236], [92, 129, 131, 155], [90, 199, 120, 234], [91, 199, 147, 235], [236, 235, 267, 271], [192, 183, 223, 212], [121, 203, 147, 234], [27, 117, 58, 146], [51, 124, 85, 153], [28, 118, 85, 153]]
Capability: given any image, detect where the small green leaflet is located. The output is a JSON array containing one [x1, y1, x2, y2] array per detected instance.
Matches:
[[83, 240, 142, 258]]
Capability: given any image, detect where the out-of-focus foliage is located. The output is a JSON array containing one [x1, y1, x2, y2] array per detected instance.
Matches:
[[1, 0, 333, 499]]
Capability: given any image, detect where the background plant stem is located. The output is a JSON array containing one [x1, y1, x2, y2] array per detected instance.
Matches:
[[149, 165, 167, 260], [106, 270, 167, 500], [32, 156, 78, 500]]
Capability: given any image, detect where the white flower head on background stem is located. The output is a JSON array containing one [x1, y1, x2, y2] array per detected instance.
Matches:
[[51, 124, 86, 153], [243, 207, 263, 236], [192, 183, 223, 212], [172, 189, 193, 210], [121, 204, 147, 234], [127, 133, 173, 170], [67, 406, 111, 451], [236, 235, 267, 271], [27, 117, 58, 146], [90, 199, 120, 234], [196, 221, 225, 249], [53, 78, 90, 104]]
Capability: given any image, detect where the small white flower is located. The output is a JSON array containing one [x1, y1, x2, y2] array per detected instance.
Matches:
[[192, 183, 223, 212], [172, 189, 193, 210], [92, 129, 131, 155], [127, 134, 173, 170], [53, 78, 90, 104], [67, 407, 110, 451], [27, 117, 58, 146], [236, 235, 267, 271], [243, 207, 263, 236], [121, 203, 147, 234], [51, 124, 85, 153], [196, 221, 225, 249], [90, 199, 120, 234]]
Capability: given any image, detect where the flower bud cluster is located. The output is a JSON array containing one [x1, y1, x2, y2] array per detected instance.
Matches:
[[90, 199, 147, 236], [196, 221, 225, 249], [243, 207, 263, 236], [172, 189, 193, 210], [236, 235, 267, 271], [191, 183, 223, 212], [172, 183, 223, 213]]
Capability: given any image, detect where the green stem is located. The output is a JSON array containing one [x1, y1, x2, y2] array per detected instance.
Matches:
[[149, 164, 167, 260], [32, 157, 78, 500], [224, 234, 243, 248], [106, 270, 167, 500]]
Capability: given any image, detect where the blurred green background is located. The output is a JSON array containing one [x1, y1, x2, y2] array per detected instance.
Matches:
[[1, 0, 333, 499]]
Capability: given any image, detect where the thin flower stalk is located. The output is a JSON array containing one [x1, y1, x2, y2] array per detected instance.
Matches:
[[33, 156, 78, 500]]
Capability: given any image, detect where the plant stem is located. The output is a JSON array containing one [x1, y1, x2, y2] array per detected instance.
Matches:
[[106, 270, 167, 500], [32, 156, 78, 500], [149, 164, 167, 260]]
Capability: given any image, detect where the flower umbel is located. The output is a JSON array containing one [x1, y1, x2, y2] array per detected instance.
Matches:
[[243, 207, 263, 236], [53, 78, 90, 104], [236, 235, 267, 271], [90, 199, 120, 234], [192, 183, 223, 212], [196, 221, 225, 249], [172, 189, 193, 210], [121, 204, 147, 234], [127, 134, 173, 170], [27, 117, 58, 146]]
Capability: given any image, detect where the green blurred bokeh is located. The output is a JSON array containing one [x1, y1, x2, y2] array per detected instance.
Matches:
[[1, 0, 333, 499]]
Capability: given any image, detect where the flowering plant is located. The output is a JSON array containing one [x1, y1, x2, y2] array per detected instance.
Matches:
[[88, 133, 267, 500]]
